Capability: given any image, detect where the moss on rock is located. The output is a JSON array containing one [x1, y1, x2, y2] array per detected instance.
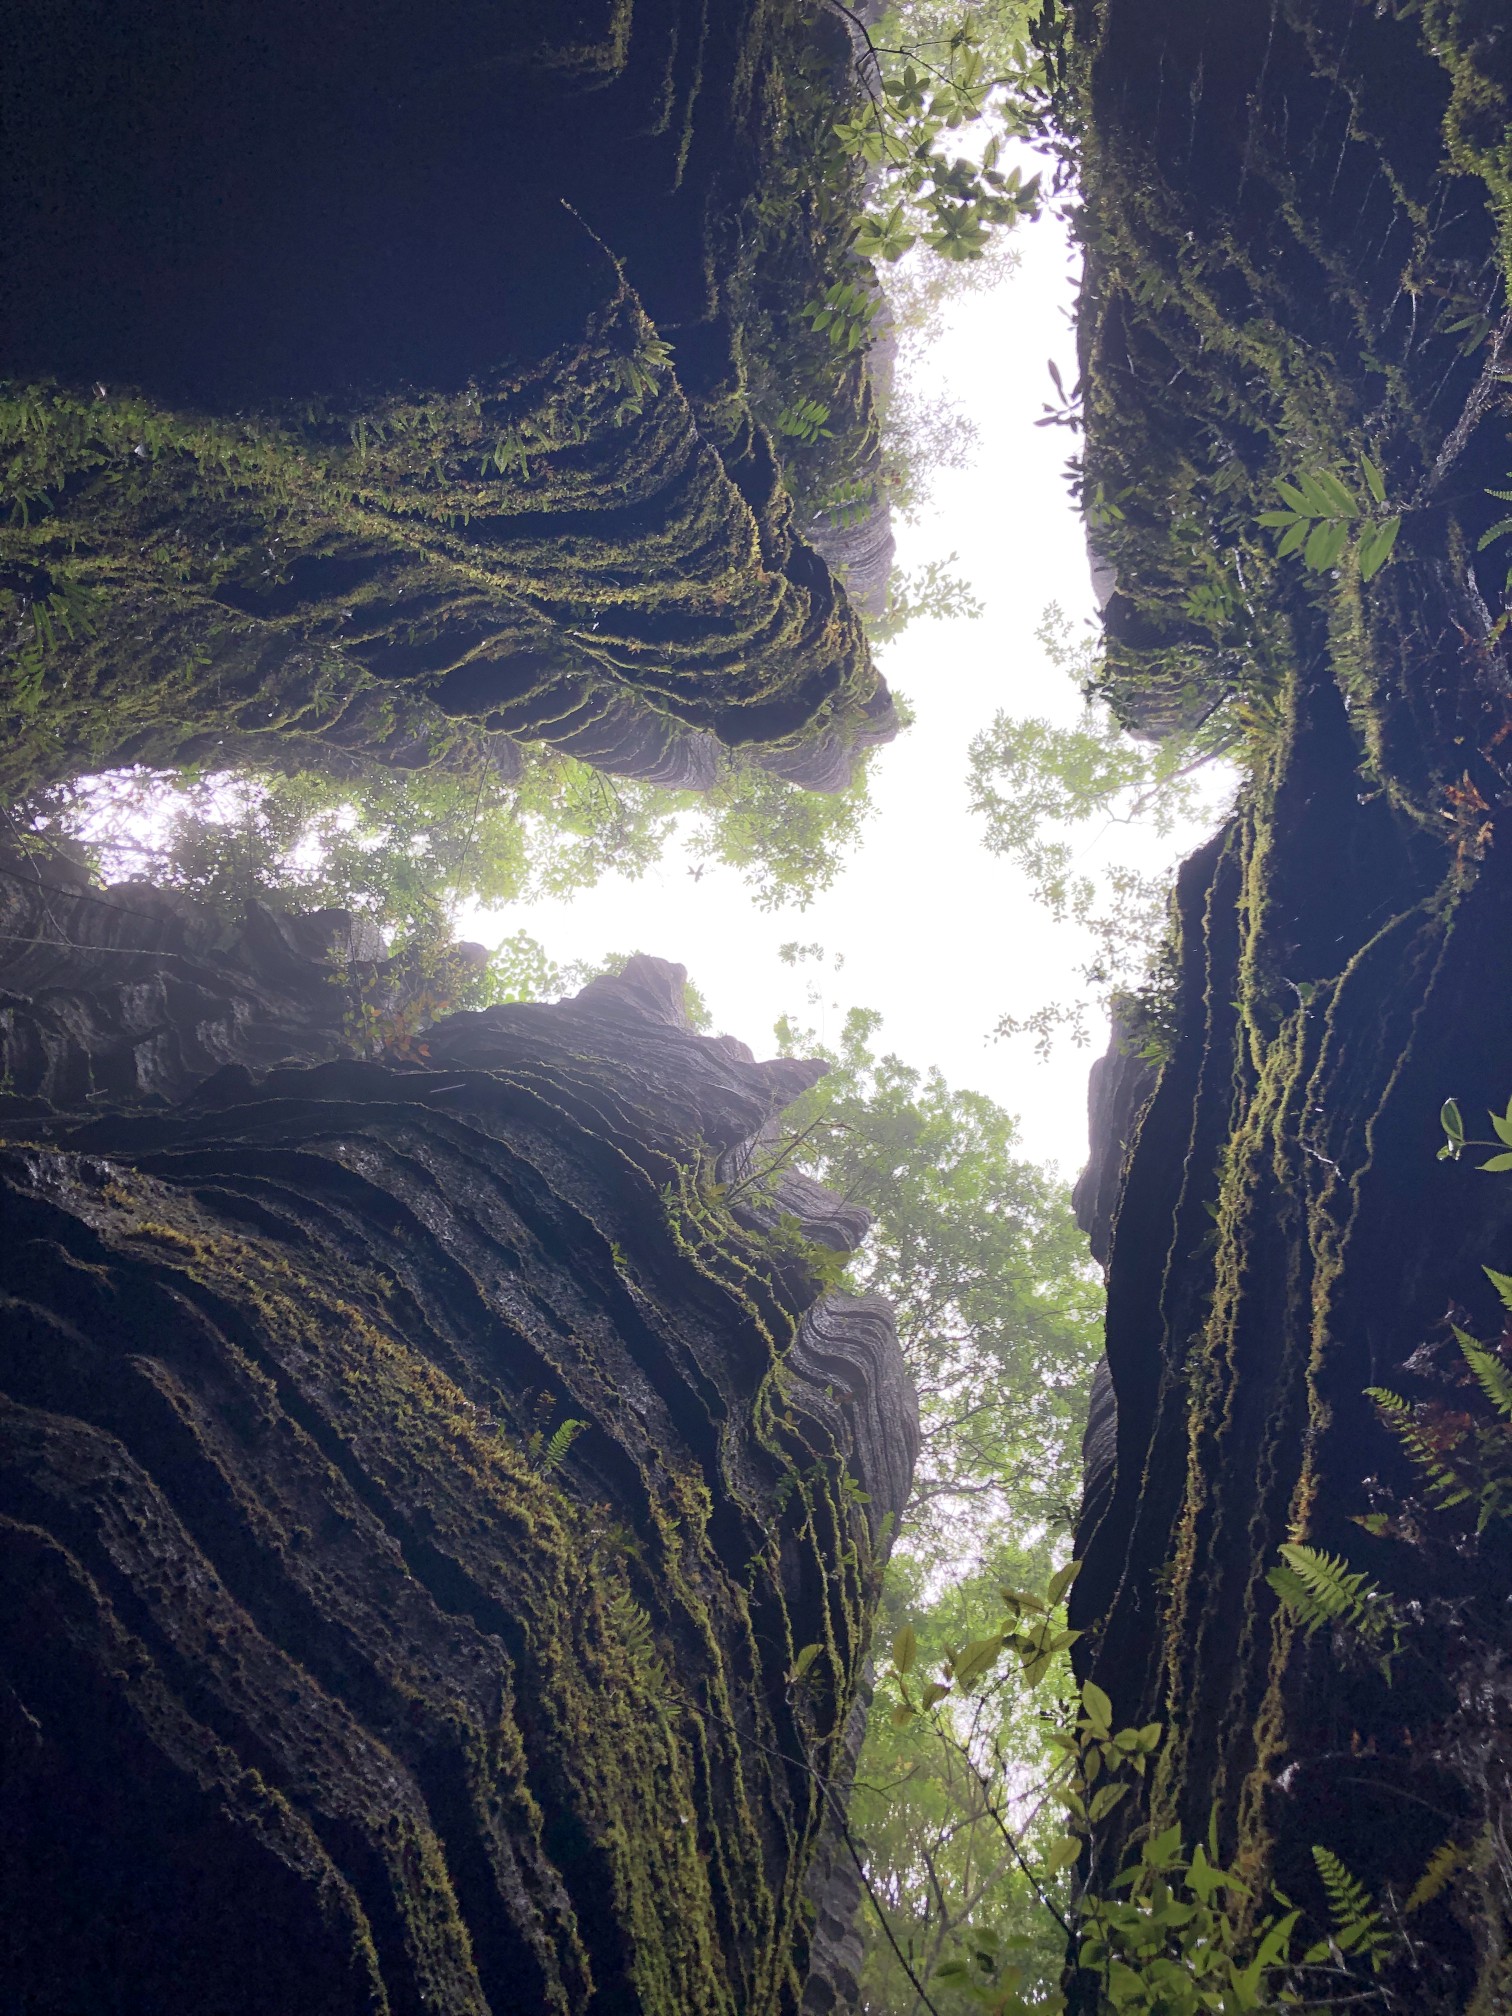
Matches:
[[1058, 0, 1512, 1997], [0, 0, 895, 801], [0, 949, 916, 2014]]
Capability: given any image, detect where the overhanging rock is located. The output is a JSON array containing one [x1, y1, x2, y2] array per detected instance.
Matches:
[[0, 944, 916, 2014]]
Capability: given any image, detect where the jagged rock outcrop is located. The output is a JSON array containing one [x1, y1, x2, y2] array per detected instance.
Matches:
[[0, 922, 916, 2014], [0, 845, 484, 1110], [0, 1, 895, 800], [1055, 0, 1512, 2000]]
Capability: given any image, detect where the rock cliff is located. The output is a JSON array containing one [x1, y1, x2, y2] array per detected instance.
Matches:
[[0, 912, 915, 2014], [0, 0, 895, 800], [1057, 0, 1512, 1999]]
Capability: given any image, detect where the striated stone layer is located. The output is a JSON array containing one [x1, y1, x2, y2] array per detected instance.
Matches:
[[0, 0, 895, 800], [0, 944, 916, 2015], [1057, 0, 1512, 1998]]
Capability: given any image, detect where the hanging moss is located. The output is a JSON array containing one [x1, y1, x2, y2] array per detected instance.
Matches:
[[0, 0, 895, 803], [1055, 0, 1512, 1999], [0, 950, 916, 2014]]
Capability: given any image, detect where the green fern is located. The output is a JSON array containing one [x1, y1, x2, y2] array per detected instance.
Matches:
[[1306, 1846, 1395, 1970], [1372, 1378, 1512, 1532], [1368, 1385, 1473, 1505], [1268, 1543, 1389, 1636], [1267, 1543, 1400, 1678], [1404, 1838, 1467, 1916], [774, 396, 832, 445], [1457, 1328, 1512, 1420], [607, 1588, 657, 1667], [536, 1417, 585, 1475], [819, 475, 875, 528], [606, 1590, 678, 1713]]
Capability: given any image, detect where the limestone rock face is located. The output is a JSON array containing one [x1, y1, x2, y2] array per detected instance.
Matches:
[[0, 0, 895, 799], [0, 931, 915, 2015], [1061, 0, 1512, 1995]]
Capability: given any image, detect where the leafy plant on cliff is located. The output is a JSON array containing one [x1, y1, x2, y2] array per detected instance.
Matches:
[[870, 1566, 1402, 2014], [1261, 1094, 1512, 2000], [1265, 1545, 1402, 1682], [1258, 461, 1401, 581]]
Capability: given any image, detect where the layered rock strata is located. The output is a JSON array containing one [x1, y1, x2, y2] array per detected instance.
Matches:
[[0, 0, 895, 798], [1056, 0, 1512, 1999], [0, 938, 915, 2014]]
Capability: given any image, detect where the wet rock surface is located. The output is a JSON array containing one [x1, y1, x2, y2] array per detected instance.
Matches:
[[0, 0, 895, 799], [0, 936, 916, 2014]]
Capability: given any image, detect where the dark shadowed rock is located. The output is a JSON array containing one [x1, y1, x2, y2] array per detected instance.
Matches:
[[1061, 0, 1512, 1995], [0, 1, 895, 803], [0, 898, 917, 2013]]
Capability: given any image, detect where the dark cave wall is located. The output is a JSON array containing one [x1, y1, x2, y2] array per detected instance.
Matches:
[[0, 941, 916, 2015], [1058, 0, 1512, 1996], [0, 0, 895, 800]]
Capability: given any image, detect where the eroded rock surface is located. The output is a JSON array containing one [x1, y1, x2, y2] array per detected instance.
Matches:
[[1060, 0, 1512, 1996], [0, 1, 895, 799], [0, 932, 915, 2014]]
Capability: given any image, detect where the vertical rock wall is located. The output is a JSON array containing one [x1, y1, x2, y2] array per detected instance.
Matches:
[[1058, 0, 1512, 1998], [0, 0, 895, 799], [0, 927, 915, 2014]]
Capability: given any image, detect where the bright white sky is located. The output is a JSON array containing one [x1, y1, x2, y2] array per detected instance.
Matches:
[[458, 201, 1223, 1175]]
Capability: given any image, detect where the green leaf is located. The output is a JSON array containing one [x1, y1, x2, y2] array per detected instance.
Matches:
[[1297, 472, 1338, 516], [1456, 1330, 1512, 1417], [1047, 1557, 1081, 1607], [1088, 1782, 1128, 1822], [952, 1634, 1005, 1690], [1303, 520, 1337, 571], [1359, 515, 1401, 579], [1362, 454, 1387, 505], [1143, 1823, 1183, 1867], [1045, 1834, 1082, 1875], [1248, 1908, 1300, 1979], [1275, 480, 1312, 515], [1441, 1098, 1465, 1145], [1405, 1839, 1465, 1914], [1479, 1152, 1512, 1172], [891, 1623, 917, 1675], [1080, 1679, 1114, 1731], [1000, 1586, 1045, 1615], [1277, 519, 1309, 558], [791, 1641, 822, 1682], [1316, 470, 1359, 515], [1484, 1266, 1512, 1311]]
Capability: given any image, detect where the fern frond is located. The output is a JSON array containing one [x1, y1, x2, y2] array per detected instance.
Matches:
[[606, 1590, 679, 1714], [607, 1589, 657, 1667], [1266, 1563, 1329, 1633], [1314, 1844, 1372, 1924], [1270, 1544, 1389, 1640], [1367, 1387, 1476, 1510], [1456, 1330, 1512, 1421], [539, 1417, 585, 1474], [1405, 1839, 1466, 1915], [1312, 1846, 1394, 1968]]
